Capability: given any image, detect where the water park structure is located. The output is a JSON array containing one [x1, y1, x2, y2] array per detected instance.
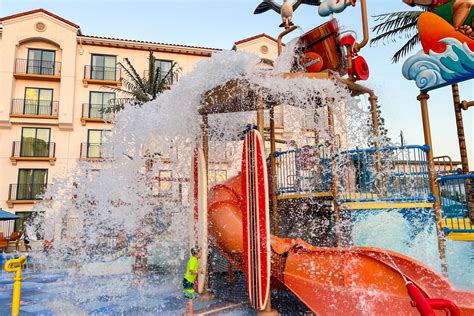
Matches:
[[2, 1, 474, 315], [191, 0, 474, 314]]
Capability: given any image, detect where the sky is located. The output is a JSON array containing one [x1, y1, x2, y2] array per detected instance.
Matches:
[[1, 0, 473, 165]]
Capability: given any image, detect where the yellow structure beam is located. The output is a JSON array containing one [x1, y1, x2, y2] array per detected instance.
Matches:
[[341, 202, 434, 210], [446, 233, 474, 241], [277, 192, 333, 200]]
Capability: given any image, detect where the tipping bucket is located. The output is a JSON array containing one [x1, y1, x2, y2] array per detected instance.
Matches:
[[298, 19, 341, 72]]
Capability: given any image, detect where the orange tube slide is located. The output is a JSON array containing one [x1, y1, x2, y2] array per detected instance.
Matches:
[[208, 175, 474, 315]]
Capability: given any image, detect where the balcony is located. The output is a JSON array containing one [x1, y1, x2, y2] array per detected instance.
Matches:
[[81, 103, 115, 125], [83, 65, 122, 87], [10, 141, 56, 165], [7, 183, 51, 208], [14, 59, 61, 81], [80, 143, 108, 160], [10, 99, 59, 119]]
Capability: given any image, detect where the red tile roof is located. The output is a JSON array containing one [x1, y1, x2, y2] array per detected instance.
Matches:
[[0, 8, 80, 29], [234, 33, 279, 46], [80, 34, 222, 52]]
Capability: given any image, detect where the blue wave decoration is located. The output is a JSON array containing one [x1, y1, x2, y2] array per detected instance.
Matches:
[[402, 38, 474, 91]]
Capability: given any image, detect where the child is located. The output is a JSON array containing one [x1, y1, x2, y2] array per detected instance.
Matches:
[[183, 246, 203, 315]]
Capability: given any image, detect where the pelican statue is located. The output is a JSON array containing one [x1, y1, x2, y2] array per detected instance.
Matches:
[[254, 0, 322, 28]]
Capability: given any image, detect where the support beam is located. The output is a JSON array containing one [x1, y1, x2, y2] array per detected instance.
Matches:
[[269, 108, 278, 236], [417, 92, 448, 275], [451, 84, 470, 174], [327, 99, 342, 246]]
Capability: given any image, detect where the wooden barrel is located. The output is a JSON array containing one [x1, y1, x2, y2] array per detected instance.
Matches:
[[299, 19, 341, 72]]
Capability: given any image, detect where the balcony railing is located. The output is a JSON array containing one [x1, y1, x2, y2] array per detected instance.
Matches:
[[80, 143, 108, 159], [84, 65, 121, 83], [8, 183, 49, 201], [81, 103, 115, 121], [143, 70, 178, 85], [11, 141, 56, 159], [15, 59, 61, 77], [11, 99, 59, 118]]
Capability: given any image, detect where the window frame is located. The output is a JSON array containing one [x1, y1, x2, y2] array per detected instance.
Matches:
[[16, 168, 48, 200], [86, 129, 111, 158], [20, 127, 51, 157], [154, 59, 174, 84], [90, 54, 117, 80], [88, 91, 115, 119], [23, 87, 54, 115], [26, 48, 56, 75]]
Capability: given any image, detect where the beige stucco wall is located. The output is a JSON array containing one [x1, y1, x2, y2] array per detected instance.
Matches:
[[0, 11, 215, 216]]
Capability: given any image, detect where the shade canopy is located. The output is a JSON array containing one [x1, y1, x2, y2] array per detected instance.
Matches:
[[0, 209, 20, 221], [199, 72, 373, 116]]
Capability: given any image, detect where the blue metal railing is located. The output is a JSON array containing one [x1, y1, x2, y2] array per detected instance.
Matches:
[[437, 174, 474, 234], [273, 145, 331, 195], [337, 145, 433, 203], [273, 144, 434, 204]]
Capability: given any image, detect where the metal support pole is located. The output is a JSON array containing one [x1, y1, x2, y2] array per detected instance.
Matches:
[[417, 92, 448, 275], [327, 100, 342, 246], [270, 108, 278, 236], [199, 114, 214, 301], [369, 93, 382, 190], [257, 102, 265, 140], [451, 84, 474, 221], [451, 84, 470, 174]]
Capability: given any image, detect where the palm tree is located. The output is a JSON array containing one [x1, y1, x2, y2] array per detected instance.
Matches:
[[370, 9, 428, 63], [106, 51, 178, 112]]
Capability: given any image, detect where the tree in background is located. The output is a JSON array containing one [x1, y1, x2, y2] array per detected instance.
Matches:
[[107, 51, 178, 112]]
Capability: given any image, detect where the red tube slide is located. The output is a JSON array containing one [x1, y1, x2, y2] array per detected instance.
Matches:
[[208, 175, 474, 315]]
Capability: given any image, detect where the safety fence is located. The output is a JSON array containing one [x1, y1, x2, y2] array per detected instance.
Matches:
[[437, 174, 474, 233], [273, 144, 434, 203]]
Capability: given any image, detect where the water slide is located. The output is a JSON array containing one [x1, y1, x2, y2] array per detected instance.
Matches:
[[208, 175, 474, 315]]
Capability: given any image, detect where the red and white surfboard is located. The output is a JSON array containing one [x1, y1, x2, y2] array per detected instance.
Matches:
[[189, 145, 208, 294], [241, 129, 271, 310]]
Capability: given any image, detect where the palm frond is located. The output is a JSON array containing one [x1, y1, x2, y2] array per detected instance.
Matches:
[[392, 33, 421, 63], [370, 22, 418, 47]]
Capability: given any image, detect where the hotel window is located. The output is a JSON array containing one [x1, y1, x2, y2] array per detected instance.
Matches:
[[91, 54, 117, 80], [20, 127, 51, 157], [27, 49, 56, 75], [16, 169, 48, 200], [155, 60, 174, 84], [158, 170, 173, 193], [209, 170, 227, 185], [89, 91, 115, 119], [24, 87, 53, 116], [87, 129, 111, 158]]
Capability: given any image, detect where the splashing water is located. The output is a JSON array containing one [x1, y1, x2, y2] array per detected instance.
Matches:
[[24, 46, 472, 314]]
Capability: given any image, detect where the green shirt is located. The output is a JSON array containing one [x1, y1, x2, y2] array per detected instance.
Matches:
[[184, 256, 199, 283]]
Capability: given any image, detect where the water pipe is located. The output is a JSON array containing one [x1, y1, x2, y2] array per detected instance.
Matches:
[[406, 282, 460, 316], [4, 256, 27, 316], [354, 0, 369, 52], [277, 25, 298, 55], [461, 100, 474, 111]]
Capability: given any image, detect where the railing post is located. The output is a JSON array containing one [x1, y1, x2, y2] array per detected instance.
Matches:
[[417, 92, 448, 275]]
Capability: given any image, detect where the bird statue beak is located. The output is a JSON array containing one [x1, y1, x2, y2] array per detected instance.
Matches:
[[351, 0, 357, 6]]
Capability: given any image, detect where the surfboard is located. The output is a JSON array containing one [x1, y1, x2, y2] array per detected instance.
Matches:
[[241, 129, 271, 310], [189, 145, 208, 294], [418, 12, 474, 54]]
